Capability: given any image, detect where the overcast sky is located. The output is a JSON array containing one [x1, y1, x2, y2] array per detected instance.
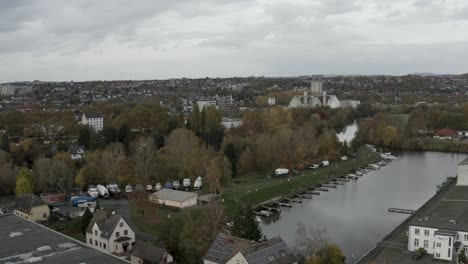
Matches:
[[1, 0, 467, 82]]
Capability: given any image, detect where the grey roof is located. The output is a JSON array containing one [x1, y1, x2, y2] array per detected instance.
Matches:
[[151, 189, 197, 203], [0, 214, 128, 263], [69, 144, 84, 154], [15, 194, 47, 214], [115, 236, 132, 243], [410, 186, 468, 232], [204, 233, 297, 264], [459, 157, 468, 166], [84, 112, 103, 119], [130, 240, 165, 262], [85, 210, 128, 239]]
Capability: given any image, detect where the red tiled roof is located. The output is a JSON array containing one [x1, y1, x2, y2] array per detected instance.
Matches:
[[436, 128, 458, 137]]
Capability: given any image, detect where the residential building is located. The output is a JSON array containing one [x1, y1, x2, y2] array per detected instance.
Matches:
[[435, 128, 459, 140], [0, 84, 32, 96], [130, 240, 173, 264], [197, 99, 217, 110], [13, 194, 50, 222], [204, 233, 297, 264], [0, 214, 128, 263], [86, 210, 136, 255], [69, 144, 85, 160], [81, 112, 104, 132], [149, 189, 198, 208], [221, 117, 243, 130], [407, 158, 468, 261]]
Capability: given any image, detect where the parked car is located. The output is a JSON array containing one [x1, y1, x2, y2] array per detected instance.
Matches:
[[412, 252, 423, 260], [341, 156, 348, 161], [87, 185, 99, 198]]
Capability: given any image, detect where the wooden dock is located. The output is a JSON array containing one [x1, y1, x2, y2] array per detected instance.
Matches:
[[388, 208, 416, 214], [322, 184, 337, 188], [298, 195, 312, 199], [305, 191, 321, 195], [262, 206, 281, 213], [274, 202, 292, 207], [316, 188, 329, 192]]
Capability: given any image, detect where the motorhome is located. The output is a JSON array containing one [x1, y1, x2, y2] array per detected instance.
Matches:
[[183, 178, 191, 190], [96, 185, 109, 198], [106, 184, 121, 197], [87, 185, 99, 198], [154, 183, 162, 191], [193, 176, 203, 190], [173, 180, 180, 190], [274, 168, 289, 176]]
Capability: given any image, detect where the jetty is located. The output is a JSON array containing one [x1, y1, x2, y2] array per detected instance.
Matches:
[[388, 208, 416, 214]]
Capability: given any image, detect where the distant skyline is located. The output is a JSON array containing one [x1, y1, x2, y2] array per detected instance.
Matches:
[[1, 0, 468, 82]]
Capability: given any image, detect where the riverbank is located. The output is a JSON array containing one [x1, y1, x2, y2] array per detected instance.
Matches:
[[222, 148, 379, 216]]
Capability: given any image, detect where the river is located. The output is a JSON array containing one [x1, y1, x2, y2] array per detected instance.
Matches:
[[261, 123, 468, 263]]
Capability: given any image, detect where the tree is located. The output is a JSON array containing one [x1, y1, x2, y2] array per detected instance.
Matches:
[[102, 126, 119, 144], [15, 167, 34, 196], [118, 124, 132, 147], [33, 158, 73, 193], [101, 143, 126, 183], [205, 156, 231, 194], [463, 103, 468, 122], [0, 151, 16, 194], [131, 136, 157, 184], [81, 208, 93, 235], [459, 250, 467, 264], [224, 143, 238, 177], [190, 104, 200, 135], [315, 244, 345, 264], [0, 134, 10, 153], [78, 127, 91, 149], [231, 207, 262, 241]]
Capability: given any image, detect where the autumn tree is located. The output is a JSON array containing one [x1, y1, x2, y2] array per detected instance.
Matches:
[[314, 244, 346, 264], [15, 167, 34, 196], [131, 136, 157, 184], [0, 134, 10, 153], [101, 143, 126, 183], [293, 222, 328, 260], [33, 158, 73, 193], [205, 156, 231, 194], [0, 151, 16, 194]]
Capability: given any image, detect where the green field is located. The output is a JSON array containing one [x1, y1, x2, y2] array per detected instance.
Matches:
[[221, 148, 379, 216]]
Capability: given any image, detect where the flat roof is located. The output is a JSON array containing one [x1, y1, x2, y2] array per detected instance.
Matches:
[[151, 189, 197, 202], [0, 214, 128, 264], [410, 186, 468, 232]]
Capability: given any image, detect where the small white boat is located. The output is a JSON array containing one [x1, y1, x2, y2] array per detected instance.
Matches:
[[369, 164, 380, 170], [125, 184, 133, 193], [193, 176, 202, 190], [356, 171, 363, 176], [173, 180, 180, 190], [256, 210, 271, 217], [96, 184, 109, 198], [183, 178, 191, 189]]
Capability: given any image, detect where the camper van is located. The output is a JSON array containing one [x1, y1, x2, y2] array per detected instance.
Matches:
[[146, 185, 153, 192], [96, 184, 109, 198], [183, 178, 191, 190], [274, 168, 289, 176], [193, 176, 203, 190], [154, 183, 162, 191], [87, 185, 99, 198]]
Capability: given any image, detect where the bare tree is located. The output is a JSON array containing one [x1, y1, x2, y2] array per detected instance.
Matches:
[[293, 221, 329, 260], [205, 156, 231, 194], [131, 136, 157, 184], [202, 202, 226, 239], [101, 143, 126, 183]]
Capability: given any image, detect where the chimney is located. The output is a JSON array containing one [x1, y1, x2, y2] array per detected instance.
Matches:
[[322, 91, 327, 106], [304, 91, 308, 105]]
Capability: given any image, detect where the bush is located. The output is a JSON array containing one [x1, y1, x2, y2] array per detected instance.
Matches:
[[416, 248, 427, 255]]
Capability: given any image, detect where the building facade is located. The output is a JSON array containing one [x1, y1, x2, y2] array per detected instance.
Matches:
[[407, 158, 468, 261], [86, 210, 136, 254], [81, 112, 104, 132], [149, 189, 198, 208], [14, 194, 50, 222]]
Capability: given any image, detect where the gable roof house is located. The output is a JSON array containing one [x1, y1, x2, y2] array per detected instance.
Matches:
[[69, 144, 85, 160], [86, 210, 136, 255], [204, 233, 297, 264], [14, 194, 50, 222], [130, 240, 174, 264]]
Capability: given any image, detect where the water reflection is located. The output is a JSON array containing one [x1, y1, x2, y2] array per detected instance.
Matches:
[[261, 151, 467, 263]]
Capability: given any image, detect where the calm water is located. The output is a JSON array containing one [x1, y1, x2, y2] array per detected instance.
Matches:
[[261, 123, 467, 262]]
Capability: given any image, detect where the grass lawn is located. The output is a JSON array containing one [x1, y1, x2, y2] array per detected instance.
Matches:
[[221, 148, 379, 216], [130, 201, 181, 238]]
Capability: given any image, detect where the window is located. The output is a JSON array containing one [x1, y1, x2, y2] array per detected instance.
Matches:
[[449, 238, 452, 247], [116, 245, 118, 250], [116, 232, 120, 238], [414, 239, 419, 247], [448, 248, 451, 258], [279, 250, 287, 257], [89, 238, 92, 244], [424, 240, 429, 248], [415, 228, 420, 235], [95, 230, 98, 236], [103, 243, 106, 249], [124, 230, 128, 236], [435, 253, 440, 258], [465, 234, 468, 241], [95, 240, 98, 246], [437, 243, 441, 248], [464, 246, 468, 253], [424, 230, 429, 236], [99, 242, 102, 248], [120, 223, 123, 228], [268, 255, 276, 261]]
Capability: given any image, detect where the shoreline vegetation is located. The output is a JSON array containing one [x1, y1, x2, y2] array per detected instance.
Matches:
[[222, 147, 379, 215]]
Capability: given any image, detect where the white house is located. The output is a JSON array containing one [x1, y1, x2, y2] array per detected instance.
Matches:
[[204, 233, 297, 264], [86, 210, 135, 255], [149, 189, 198, 208], [196, 99, 217, 110], [407, 158, 468, 261], [69, 145, 85, 160], [221, 118, 243, 130], [81, 112, 104, 132]]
